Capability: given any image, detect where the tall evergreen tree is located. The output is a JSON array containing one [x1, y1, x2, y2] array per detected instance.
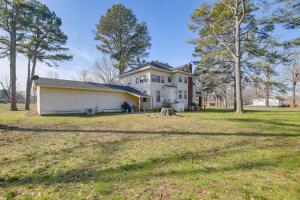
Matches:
[[20, 0, 72, 110], [95, 4, 151, 75], [0, 0, 28, 111], [189, 0, 265, 113]]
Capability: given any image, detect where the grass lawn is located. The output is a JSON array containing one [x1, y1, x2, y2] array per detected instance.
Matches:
[[0, 104, 299, 199]]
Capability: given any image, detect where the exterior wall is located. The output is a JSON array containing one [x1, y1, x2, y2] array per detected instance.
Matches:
[[120, 69, 195, 110], [122, 71, 151, 94], [173, 73, 189, 109], [38, 86, 138, 115]]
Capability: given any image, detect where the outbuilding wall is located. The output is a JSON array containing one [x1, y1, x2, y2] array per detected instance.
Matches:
[[37, 86, 138, 115]]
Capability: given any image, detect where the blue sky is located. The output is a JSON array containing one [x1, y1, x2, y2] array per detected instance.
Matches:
[[0, 0, 201, 89], [0, 0, 298, 90]]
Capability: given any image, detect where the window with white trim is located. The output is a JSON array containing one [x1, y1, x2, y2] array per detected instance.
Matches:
[[179, 76, 182, 83], [179, 90, 182, 99], [184, 77, 188, 83]]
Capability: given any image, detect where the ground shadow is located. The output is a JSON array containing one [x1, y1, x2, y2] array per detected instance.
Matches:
[[226, 118, 300, 128], [0, 124, 299, 137], [0, 138, 292, 189]]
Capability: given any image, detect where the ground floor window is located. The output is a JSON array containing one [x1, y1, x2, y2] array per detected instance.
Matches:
[[184, 91, 187, 99], [156, 90, 161, 102], [179, 90, 182, 99]]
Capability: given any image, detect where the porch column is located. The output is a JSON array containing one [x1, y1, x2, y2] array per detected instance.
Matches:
[[138, 97, 141, 112]]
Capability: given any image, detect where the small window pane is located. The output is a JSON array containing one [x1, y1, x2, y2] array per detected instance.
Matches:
[[184, 77, 188, 83], [168, 77, 172, 82], [184, 91, 187, 99], [179, 90, 182, 99], [151, 75, 156, 82], [179, 76, 182, 82], [136, 77, 139, 84], [140, 76, 144, 83], [161, 76, 165, 83], [156, 75, 160, 82]]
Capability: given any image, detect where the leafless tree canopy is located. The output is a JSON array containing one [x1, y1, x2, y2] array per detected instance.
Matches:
[[46, 71, 59, 79], [90, 57, 119, 84]]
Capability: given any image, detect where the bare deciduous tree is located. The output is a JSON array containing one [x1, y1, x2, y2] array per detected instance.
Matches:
[[287, 54, 300, 107], [75, 69, 91, 82], [46, 71, 59, 79], [90, 58, 119, 84]]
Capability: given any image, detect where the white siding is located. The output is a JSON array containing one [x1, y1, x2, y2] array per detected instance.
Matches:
[[120, 68, 195, 110], [38, 87, 138, 115]]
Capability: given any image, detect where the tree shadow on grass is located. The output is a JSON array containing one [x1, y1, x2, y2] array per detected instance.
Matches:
[[1, 138, 292, 189], [0, 139, 253, 186], [226, 118, 300, 128], [0, 124, 299, 137]]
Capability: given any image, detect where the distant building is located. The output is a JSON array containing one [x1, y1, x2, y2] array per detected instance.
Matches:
[[252, 98, 284, 107], [283, 98, 300, 107]]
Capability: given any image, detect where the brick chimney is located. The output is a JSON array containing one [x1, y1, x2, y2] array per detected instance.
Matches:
[[188, 63, 192, 73]]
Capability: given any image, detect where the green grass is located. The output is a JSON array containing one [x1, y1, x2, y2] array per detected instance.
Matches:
[[0, 104, 299, 199]]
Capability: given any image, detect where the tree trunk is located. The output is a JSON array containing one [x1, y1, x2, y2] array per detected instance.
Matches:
[[234, 15, 243, 113], [224, 86, 228, 108], [233, 76, 237, 111], [9, 24, 17, 111], [265, 83, 270, 107], [25, 56, 37, 110], [25, 58, 31, 110], [292, 83, 296, 107]]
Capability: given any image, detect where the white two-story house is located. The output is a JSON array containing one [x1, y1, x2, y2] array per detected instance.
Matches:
[[32, 61, 196, 115], [120, 61, 196, 111]]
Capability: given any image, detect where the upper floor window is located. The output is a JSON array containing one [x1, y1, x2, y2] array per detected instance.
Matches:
[[156, 75, 160, 82], [161, 76, 165, 83], [178, 76, 182, 83], [184, 77, 188, 83], [140, 76, 144, 83], [145, 75, 149, 82], [151, 74, 156, 82], [179, 90, 182, 99], [136, 77, 139, 84], [184, 91, 188, 99], [168, 77, 172, 83]]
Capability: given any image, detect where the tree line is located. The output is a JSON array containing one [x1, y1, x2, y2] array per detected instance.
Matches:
[[189, 0, 300, 112], [0, 0, 72, 111], [1, 0, 299, 113]]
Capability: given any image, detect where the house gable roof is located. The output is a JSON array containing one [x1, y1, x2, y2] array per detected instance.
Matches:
[[34, 77, 151, 98]]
